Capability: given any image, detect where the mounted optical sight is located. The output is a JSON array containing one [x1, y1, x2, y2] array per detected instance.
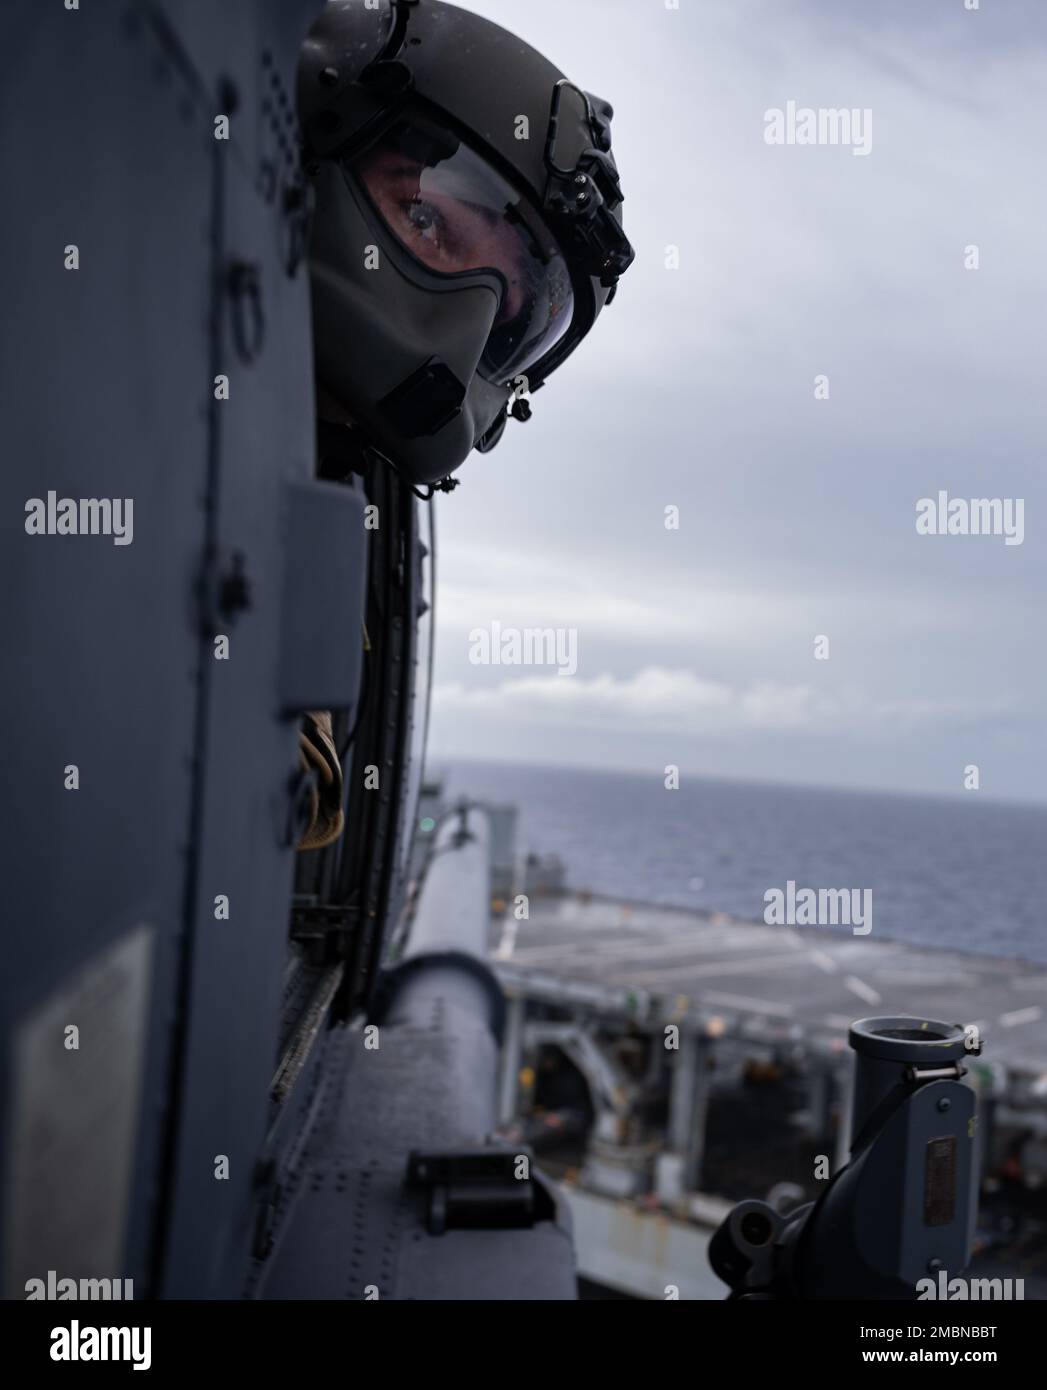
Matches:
[[710, 1016, 981, 1299]]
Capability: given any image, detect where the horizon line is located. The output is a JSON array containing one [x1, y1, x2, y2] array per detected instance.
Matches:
[[425, 750, 1047, 813]]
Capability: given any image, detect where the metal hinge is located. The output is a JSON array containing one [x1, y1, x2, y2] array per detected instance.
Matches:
[[405, 1148, 543, 1234]]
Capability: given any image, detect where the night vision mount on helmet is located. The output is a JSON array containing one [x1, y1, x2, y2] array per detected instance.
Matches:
[[298, 0, 635, 484]]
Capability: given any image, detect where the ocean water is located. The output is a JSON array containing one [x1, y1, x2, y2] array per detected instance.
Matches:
[[437, 759, 1047, 965]]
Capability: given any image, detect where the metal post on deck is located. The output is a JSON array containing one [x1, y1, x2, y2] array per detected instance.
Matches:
[[686, 1036, 713, 1191], [834, 1057, 855, 1173], [806, 1066, 832, 1143], [666, 1030, 712, 1193], [497, 992, 526, 1126], [966, 1061, 991, 1216], [668, 1030, 698, 1153]]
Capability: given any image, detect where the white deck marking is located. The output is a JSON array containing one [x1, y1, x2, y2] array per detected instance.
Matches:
[[493, 918, 517, 961], [844, 976, 882, 1006], [808, 950, 838, 974], [999, 1006, 1042, 1028]]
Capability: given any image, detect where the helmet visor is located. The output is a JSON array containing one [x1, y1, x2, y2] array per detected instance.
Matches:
[[345, 115, 575, 386]]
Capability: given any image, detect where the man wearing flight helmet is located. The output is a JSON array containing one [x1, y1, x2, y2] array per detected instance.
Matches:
[[294, 0, 634, 847]]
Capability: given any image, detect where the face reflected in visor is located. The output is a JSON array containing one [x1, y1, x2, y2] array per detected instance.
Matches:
[[345, 117, 575, 385]]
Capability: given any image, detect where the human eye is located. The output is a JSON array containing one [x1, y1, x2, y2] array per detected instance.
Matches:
[[402, 198, 456, 257]]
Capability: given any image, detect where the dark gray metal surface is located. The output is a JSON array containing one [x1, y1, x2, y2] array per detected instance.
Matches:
[[1, 0, 579, 1303], [254, 800, 575, 1299], [279, 481, 367, 714], [405, 808, 492, 959], [0, 0, 332, 1299], [380, 807, 506, 1041], [253, 1007, 576, 1300]]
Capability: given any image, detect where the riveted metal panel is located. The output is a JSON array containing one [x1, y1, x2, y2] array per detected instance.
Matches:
[[0, 0, 326, 1301], [0, 0, 215, 1297], [149, 0, 328, 1299]]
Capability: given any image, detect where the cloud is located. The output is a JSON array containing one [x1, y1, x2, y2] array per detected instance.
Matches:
[[429, 0, 1047, 800], [432, 666, 1013, 735], [436, 576, 793, 646]]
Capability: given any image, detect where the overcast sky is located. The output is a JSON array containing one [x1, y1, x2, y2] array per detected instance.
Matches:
[[426, 0, 1047, 804]]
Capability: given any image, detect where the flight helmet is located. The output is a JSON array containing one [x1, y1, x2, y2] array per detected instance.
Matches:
[[298, 0, 635, 484]]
